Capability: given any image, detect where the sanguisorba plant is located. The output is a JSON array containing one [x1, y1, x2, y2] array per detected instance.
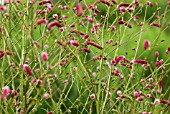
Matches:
[[0, 0, 170, 113]]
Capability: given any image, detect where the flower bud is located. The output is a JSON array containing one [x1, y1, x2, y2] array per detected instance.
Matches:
[[41, 52, 48, 61]]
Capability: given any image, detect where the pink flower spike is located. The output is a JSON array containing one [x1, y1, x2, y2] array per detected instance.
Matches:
[[144, 40, 150, 50], [37, 19, 48, 25], [142, 112, 148, 114], [134, 16, 139, 21], [150, 22, 160, 27], [136, 97, 143, 102], [118, 20, 124, 24], [23, 64, 33, 77], [155, 51, 159, 58], [134, 60, 147, 64], [134, 91, 139, 98], [119, 7, 126, 12], [86, 41, 102, 49], [134, 0, 139, 5], [118, 3, 130, 7], [117, 90, 122, 96], [47, 21, 62, 29], [92, 72, 96, 77], [39, 0, 51, 5], [154, 99, 160, 105], [100, 0, 111, 6], [128, 7, 134, 12], [56, 40, 63, 46], [0, 50, 4, 59], [41, 52, 48, 61], [83, 34, 89, 40], [155, 59, 163, 67], [145, 84, 151, 89], [148, 78, 153, 83], [158, 79, 162, 93], [76, 3, 83, 16], [146, 1, 153, 7], [112, 0, 117, 4], [70, 40, 79, 47], [0, 6, 7, 12], [1, 86, 10, 100], [160, 100, 169, 104], [43, 93, 49, 99], [20, 110, 24, 114], [146, 94, 152, 98], [17, 0, 21, 3], [90, 93, 95, 99], [64, 79, 69, 85], [52, 14, 58, 19], [166, 46, 170, 54], [82, 48, 91, 53], [47, 111, 53, 114], [111, 26, 116, 31]]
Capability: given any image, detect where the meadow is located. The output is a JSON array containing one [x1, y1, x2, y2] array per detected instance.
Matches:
[[0, 0, 170, 114]]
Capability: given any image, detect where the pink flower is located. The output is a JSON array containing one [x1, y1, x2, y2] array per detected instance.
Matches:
[[150, 22, 160, 27], [39, 0, 51, 5], [134, 0, 138, 5], [56, 40, 63, 46], [134, 91, 139, 98], [90, 93, 95, 99], [128, 7, 134, 12], [154, 99, 160, 105], [76, 3, 83, 16], [23, 64, 33, 77], [133, 60, 147, 64], [155, 51, 159, 58], [100, 0, 111, 6], [0, 50, 4, 59], [160, 100, 169, 104], [20, 110, 24, 114], [166, 46, 170, 54], [37, 19, 48, 25], [148, 78, 153, 83], [117, 90, 122, 96], [111, 26, 116, 31], [64, 79, 69, 85], [134, 16, 139, 21], [83, 34, 89, 40], [0, 6, 7, 12], [118, 20, 124, 24], [118, 3, 130, 7], [43, 93, 49, 99], [70, 40, 79, 47], [47, 111, 53, 114], [47, 21, 62, 29], [52, 14, 58, 19], [92, 72, 96, 77], [82, 48, 91, 53], [41, 52, 48, 61], [119, 7, 126, 12], [145, 84, 151, 89], [112, 0, 117, 4], [136, 97, 143, 102], [146, 94, 152, 98], [86, 41, 102, 49], [144, 40, 150, 50], [1, 86, 10, 100], [158, 79, 162, 93], [37, 79, 42, 85], [146, 1, 153, 7], [60, 27, 65, 32], [155, 59, 163, 67]]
